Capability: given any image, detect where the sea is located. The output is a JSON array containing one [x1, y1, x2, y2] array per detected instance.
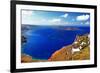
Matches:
[[21, 25, 90, 60]]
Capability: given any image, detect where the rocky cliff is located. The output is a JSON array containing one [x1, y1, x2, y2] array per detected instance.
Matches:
[[21, 54, 47, 63], [48, 34, 90, 61], [21, 54, 33, 63]]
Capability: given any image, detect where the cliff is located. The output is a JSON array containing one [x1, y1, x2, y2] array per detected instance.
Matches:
[[21, 54, 47, 63], [48, 34, 90, 61], [21, 54, 33, 63]]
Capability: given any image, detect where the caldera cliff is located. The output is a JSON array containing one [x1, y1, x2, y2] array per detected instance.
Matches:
[[48, 34, 90, 61]]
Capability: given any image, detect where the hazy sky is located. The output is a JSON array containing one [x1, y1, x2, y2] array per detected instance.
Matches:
[[21, 10, 90, 26]]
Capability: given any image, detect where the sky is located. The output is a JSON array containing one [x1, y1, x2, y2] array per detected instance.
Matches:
[[21, 10, 90, 26]]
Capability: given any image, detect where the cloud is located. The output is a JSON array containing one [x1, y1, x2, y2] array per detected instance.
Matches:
[[81, 22, 83, 24], [22, 10, 34, 17], [61, 13, 68, 18], [76, 14, 90, 21], [50, 18, 61, 23], [85, 21, 90, 25], [22, 10, 35, 24], [72, 19, 75, 21]]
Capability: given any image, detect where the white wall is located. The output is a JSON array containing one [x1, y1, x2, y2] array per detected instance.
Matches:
[[0, 0, 99, 73]]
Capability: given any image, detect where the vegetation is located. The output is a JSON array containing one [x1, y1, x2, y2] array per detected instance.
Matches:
[[72, 46, 90, 60]]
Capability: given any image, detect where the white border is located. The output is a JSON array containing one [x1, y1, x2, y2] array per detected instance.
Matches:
[[16, 4, 94, 69]]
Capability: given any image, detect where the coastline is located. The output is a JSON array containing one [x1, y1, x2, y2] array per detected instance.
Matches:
[[21, 34, 90, 63]]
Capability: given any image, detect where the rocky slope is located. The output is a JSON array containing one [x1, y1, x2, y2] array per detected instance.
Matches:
[[48, 34, 90, 61], [21, 54, 47, 63], [21, 54, 33, 63]]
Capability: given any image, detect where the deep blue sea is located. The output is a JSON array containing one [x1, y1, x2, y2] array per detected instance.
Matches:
[[21, 25, 90, 60]]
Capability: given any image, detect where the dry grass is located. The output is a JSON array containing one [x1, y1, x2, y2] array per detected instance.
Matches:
[[72, 46, 90, 60]]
